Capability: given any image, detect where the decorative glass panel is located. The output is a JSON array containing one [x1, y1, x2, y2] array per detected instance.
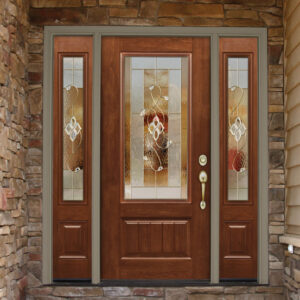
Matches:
[[63, 57, 84, 201], [227, 57, 248, 201], [124, 56, 188, 199]]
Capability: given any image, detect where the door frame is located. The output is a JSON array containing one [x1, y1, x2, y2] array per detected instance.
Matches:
[[42, 26, 268, 285]]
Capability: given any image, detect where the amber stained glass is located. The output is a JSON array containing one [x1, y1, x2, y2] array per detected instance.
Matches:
[[62, 57, 84, 201], [227, 57, 249, 201], [124, 56, 188, 199]]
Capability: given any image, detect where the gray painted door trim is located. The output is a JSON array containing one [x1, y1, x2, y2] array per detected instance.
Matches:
[[42, 26, 268, 285]]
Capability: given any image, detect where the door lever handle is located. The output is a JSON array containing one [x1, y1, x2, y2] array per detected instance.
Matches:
[[199, 170, 208, 210]]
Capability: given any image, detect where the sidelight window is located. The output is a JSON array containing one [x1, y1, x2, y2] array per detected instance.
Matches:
[[63, 57, 84, 201], [227, 57, 249, 201]]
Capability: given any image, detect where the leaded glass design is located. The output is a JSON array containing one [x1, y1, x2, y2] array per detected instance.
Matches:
[[227, 57, 249, 201], [63, 57, 84, 201], [124, 56, 188, 199]]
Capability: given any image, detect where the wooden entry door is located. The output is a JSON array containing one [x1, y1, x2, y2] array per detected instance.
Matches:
[[101, 37, 210, 280]]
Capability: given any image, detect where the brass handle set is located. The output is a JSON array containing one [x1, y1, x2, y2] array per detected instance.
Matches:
[[198, 155, 208, 210]]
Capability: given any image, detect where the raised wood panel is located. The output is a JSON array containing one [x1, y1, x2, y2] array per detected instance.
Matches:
[[286, 64, 300, 93], [286, 85, 300, 112], [224, 221, 252, 259], [121, 219, 190, 257], [287, 186, 300, 206], [287, 125, 300, 149], [286, 145, 300, 168], [57, 221, 88, 258]]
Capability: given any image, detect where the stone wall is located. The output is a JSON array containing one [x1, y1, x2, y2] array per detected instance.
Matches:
[[0, 0, 29, 299], [25, 0, 285, 299], [27, 285, 284, 300], [26, 23, 43, 291], [283, 245, 300, 300]]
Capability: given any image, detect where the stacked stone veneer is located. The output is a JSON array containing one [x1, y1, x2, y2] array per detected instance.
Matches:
[[0, 0, 289, 299], [0, 0, 29, 299], [26, 286, 285, 300], [283, 245, 300, 300]]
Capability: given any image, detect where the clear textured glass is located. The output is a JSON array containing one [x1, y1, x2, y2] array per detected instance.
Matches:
[[227, 57, 249, 201], [63, 57, 84, 201], [124, 56, 188, 199]]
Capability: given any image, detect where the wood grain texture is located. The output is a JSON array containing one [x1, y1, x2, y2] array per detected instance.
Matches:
[[219, 37, 258, 279], [121, 220, 191, 257], [53, 36, 92, 279], [101, 37, 121, 279], [101, 37, 210, 279]]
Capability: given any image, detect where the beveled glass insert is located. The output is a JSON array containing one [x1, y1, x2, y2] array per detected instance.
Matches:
[[227, 57, 248, 201], [124, 56, 188, 199], [63, 57, 84, 201]]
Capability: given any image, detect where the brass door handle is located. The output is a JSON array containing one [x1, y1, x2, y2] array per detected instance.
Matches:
[[199, 170, 207, 210]]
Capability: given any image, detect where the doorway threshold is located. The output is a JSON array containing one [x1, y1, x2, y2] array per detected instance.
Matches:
[[99, 279, 258, 287], [50, 279, 261, 287]]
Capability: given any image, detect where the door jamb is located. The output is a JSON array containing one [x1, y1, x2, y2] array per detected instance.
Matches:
[[42, 26, 268, 285]]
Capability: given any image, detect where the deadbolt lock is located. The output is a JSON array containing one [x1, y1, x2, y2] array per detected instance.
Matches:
[[199, 154, 207, 166]]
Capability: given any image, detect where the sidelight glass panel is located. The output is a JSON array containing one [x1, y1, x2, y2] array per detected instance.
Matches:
[[227, 57, 248, 201], [63, 57, 84, 201], [124, 56, 188, 199]]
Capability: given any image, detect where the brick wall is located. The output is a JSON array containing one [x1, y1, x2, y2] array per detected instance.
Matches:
[[24, 0, 285, 299], [0, 0, 29, 299]]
